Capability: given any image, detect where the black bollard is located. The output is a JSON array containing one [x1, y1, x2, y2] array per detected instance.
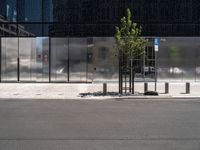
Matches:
[[144, 83, 148, 93], [165, 82, 169, 94], [186, 82, 190, 94], [103, 83, 107, 95]]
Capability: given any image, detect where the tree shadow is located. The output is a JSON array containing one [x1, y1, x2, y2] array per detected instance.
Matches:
[[79, 92, 142, 98]]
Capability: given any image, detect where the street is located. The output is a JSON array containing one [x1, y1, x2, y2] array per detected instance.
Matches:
[[0, 99, 200, 149]]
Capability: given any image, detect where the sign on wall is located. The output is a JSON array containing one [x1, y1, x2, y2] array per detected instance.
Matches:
[[154, 37, 159, 52]]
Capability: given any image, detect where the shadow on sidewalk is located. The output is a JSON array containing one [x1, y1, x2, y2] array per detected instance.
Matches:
[[79, 92, 145, 98]]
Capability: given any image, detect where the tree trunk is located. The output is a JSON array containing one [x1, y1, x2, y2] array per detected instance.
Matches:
[[119, 52, 122, 94], [132, 70, 135, 94], [130, 58, 135, 94]]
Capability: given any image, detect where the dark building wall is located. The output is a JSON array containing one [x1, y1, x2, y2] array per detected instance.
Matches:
[[0, 0, 200, 37], [51, 0, 200, 37]]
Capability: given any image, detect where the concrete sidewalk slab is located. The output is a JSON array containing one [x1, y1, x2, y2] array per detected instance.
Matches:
[[0, 82, 199, 100]]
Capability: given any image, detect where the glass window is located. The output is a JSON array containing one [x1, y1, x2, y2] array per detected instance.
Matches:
[[0, 0, 17, 22], [43, 0, 53, 22], [0, 23, 18, 36], [18, 0, 42, 22], [45, 24, 69, 37], [18, 24, 43, 37]]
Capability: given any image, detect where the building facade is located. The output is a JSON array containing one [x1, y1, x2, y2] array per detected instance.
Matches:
[[1, 0, 200, 37], [0, 0, 200, 83]]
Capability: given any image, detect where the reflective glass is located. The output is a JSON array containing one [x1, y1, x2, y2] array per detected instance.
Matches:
[[143, 40, 156, 81], [51, 38, 68, 82], [1, 38, 18, 81], [43, 24, 52, 37], [18, 24, 43, 37], [18, 0, 42, 22], [0, 23, 18, 36], [157, 37, 200, 81], [43, 0, 53, 22], [35, 37, 49, 82], [43, 24, 68, 37], [0, 0, 17, 22], [69, 38, 87, 82], [88, 37, 118, 82], [19, 38, 36, 81], [0, 0, 200, 37]]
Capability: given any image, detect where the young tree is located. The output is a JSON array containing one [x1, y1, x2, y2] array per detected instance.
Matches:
[[115, 8, 147, 94]]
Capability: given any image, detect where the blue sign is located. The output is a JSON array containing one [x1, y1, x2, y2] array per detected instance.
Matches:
[[154, 38, 159, 46]]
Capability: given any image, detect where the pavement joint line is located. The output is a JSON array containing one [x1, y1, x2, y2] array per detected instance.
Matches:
[[0, 138, 200, 141]]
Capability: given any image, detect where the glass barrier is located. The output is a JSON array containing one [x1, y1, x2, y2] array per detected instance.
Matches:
[[1, 38, 18, 81], [1, 37, 200, 83], [157, 37, 200, 81], [19, 38, 36, 81], [51, 38, 68, 82], [88, 37, 118, 82], [69, 38, 87, 82]]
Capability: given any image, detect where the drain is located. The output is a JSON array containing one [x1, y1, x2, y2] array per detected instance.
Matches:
[[58, 93, 64, 95], [13, 93, 20, 95]]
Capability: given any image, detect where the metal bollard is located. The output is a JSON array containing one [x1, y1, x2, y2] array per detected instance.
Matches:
[[165, 82, 169, 94], [186, 82, 190, 94], [103, 83, 107, 95], [144, 83, 148, 93]]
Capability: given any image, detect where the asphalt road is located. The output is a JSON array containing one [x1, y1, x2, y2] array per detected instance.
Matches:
[[0, 99, 200, 150]]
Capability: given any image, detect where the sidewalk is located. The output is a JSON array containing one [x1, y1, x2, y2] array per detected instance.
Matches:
[[0, 82, 200, 100]]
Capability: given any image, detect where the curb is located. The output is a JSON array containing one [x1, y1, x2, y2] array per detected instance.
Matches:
[[114, 96, 200, 100], [0, 95, 200, 101]]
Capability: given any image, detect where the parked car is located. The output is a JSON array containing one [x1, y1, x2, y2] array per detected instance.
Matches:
[[143, 66, 155, 74], [169, 67, 185, 74]]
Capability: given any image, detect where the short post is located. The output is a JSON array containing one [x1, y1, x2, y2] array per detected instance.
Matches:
[[103, 83, 107, 95], [165, 82, 169, 94], [186, 82, 190, 94], [144, 82, 148, 93]]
